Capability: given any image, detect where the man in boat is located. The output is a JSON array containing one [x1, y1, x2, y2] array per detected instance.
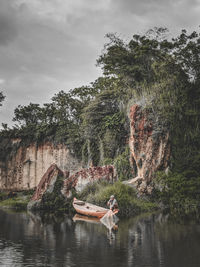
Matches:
[[107, 195, 118, 211]]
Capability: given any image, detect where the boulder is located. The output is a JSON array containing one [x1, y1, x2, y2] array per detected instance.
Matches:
[[62, 165, 116, 198], [27, 163, 65, 210]]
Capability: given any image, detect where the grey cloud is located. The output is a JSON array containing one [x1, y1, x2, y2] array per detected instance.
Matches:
[[112, 0, 200, 29], [0, 15, 17, 45], [112, 0, 198, 13], [112, 0, 163, 15], [0, 1, 18, 45]]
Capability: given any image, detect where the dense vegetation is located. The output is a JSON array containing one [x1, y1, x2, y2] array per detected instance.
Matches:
[[0, 190, 33, 210], [1, 28, 200, 214], [38, 176, 68, 212], [77, 181, 158, 217]]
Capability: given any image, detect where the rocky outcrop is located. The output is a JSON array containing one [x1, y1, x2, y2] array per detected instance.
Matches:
[[28, 164, 66, 210], [28, 164, 115, 210], [127, 104, 170, 194], [0, 103, 171, 198], [62, 165, 116, 198], [0, 140, 82, 190], [31, 164, 64, 201]]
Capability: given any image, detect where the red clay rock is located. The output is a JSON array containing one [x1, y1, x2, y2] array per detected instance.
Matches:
[[62, 165, 116, 198], [31, 163, 64, 201], [128, 104, 170, 194]]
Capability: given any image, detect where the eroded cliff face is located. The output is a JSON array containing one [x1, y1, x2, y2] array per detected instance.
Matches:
[[0, 104, 171, 195], [28, 164, 115, 211], [0, 140, 82, 190], [62, 165, 115, 198], [31, 163, 64, 201], [128, 104, 170, 193]]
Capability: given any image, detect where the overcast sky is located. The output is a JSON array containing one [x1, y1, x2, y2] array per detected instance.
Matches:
[[0, 0, 200, 126]]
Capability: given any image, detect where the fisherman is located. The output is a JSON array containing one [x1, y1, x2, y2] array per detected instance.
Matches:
[[107, 195, 118, 211]]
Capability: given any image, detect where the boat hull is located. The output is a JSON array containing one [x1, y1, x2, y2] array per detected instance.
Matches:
[[73, 198, 110, 218]]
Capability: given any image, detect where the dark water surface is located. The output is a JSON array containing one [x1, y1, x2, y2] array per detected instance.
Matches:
[[0, 209, 200, 267]]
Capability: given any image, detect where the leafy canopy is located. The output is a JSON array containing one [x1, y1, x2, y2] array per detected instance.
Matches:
[[1, 27, 200, 169]]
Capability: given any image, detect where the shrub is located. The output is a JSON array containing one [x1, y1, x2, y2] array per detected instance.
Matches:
[[153, 171, 200, 216], [102, 157, 113, 166], [77, 181, 157, 217], [0, 196, 30, 211], [0, 191, 8, 201]]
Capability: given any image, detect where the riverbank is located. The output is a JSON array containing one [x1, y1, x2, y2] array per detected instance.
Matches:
[[0, 181, 158, 216], [1, 179, 200, 221], [75, 181, 158, 217], [0, 190, 33, 210]]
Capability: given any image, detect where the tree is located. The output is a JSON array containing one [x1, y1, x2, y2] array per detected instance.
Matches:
[[13, 103, 43, 126], [1, 28, 200, 171], [97, 31, 167, 89], [97, 28, 200, 171], [50, 90, 83, 124], [97, 28, 200, 98]]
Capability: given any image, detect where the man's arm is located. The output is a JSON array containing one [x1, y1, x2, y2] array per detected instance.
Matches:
[[110, 199, 117, 209]]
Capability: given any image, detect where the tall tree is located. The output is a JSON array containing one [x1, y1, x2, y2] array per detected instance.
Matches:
[[13, 103, 43, 126]]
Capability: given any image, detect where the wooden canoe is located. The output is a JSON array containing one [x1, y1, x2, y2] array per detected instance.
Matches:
[[73, 198, 118, 218]]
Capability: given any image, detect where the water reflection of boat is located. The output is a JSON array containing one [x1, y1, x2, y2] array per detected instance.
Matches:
[[73, 198, 110, 218], [73, 214, 101, 224]]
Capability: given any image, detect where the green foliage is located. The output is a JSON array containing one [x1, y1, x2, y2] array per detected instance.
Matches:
[[0, 195, 31, 211], [82, 88, 120, 136], [13, 103, 43, 126], [81, 141, 89, 165], [1, 27, 200, 196], [97, 28, 200, 177], [153, 171, 200, 216], [88, 139, 100, 166], [98, 28, 200, 87], [22, 189, 35, 196], [0, 191, 8, 201], [80, 82, 128, 165], [102, 157, 113, 165], [102, 112, 125, 131], [77, 181, 109, 200], [101, 130, 117, 159], [78, 181, 158, 217], [114, 147, 132, 181], [41, 192, 66, 211], [40, 176, 67, 211], [0, 137, 23, 161]]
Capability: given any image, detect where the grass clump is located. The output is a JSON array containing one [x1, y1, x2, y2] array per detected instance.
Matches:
[[0, 191, 8, 201], [0, 190, 34, 211], [0, 196, 31, 210], [77, 181, 158, 217]]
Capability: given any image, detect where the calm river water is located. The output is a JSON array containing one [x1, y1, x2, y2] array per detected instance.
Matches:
[[0, 209, 200, 267]]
